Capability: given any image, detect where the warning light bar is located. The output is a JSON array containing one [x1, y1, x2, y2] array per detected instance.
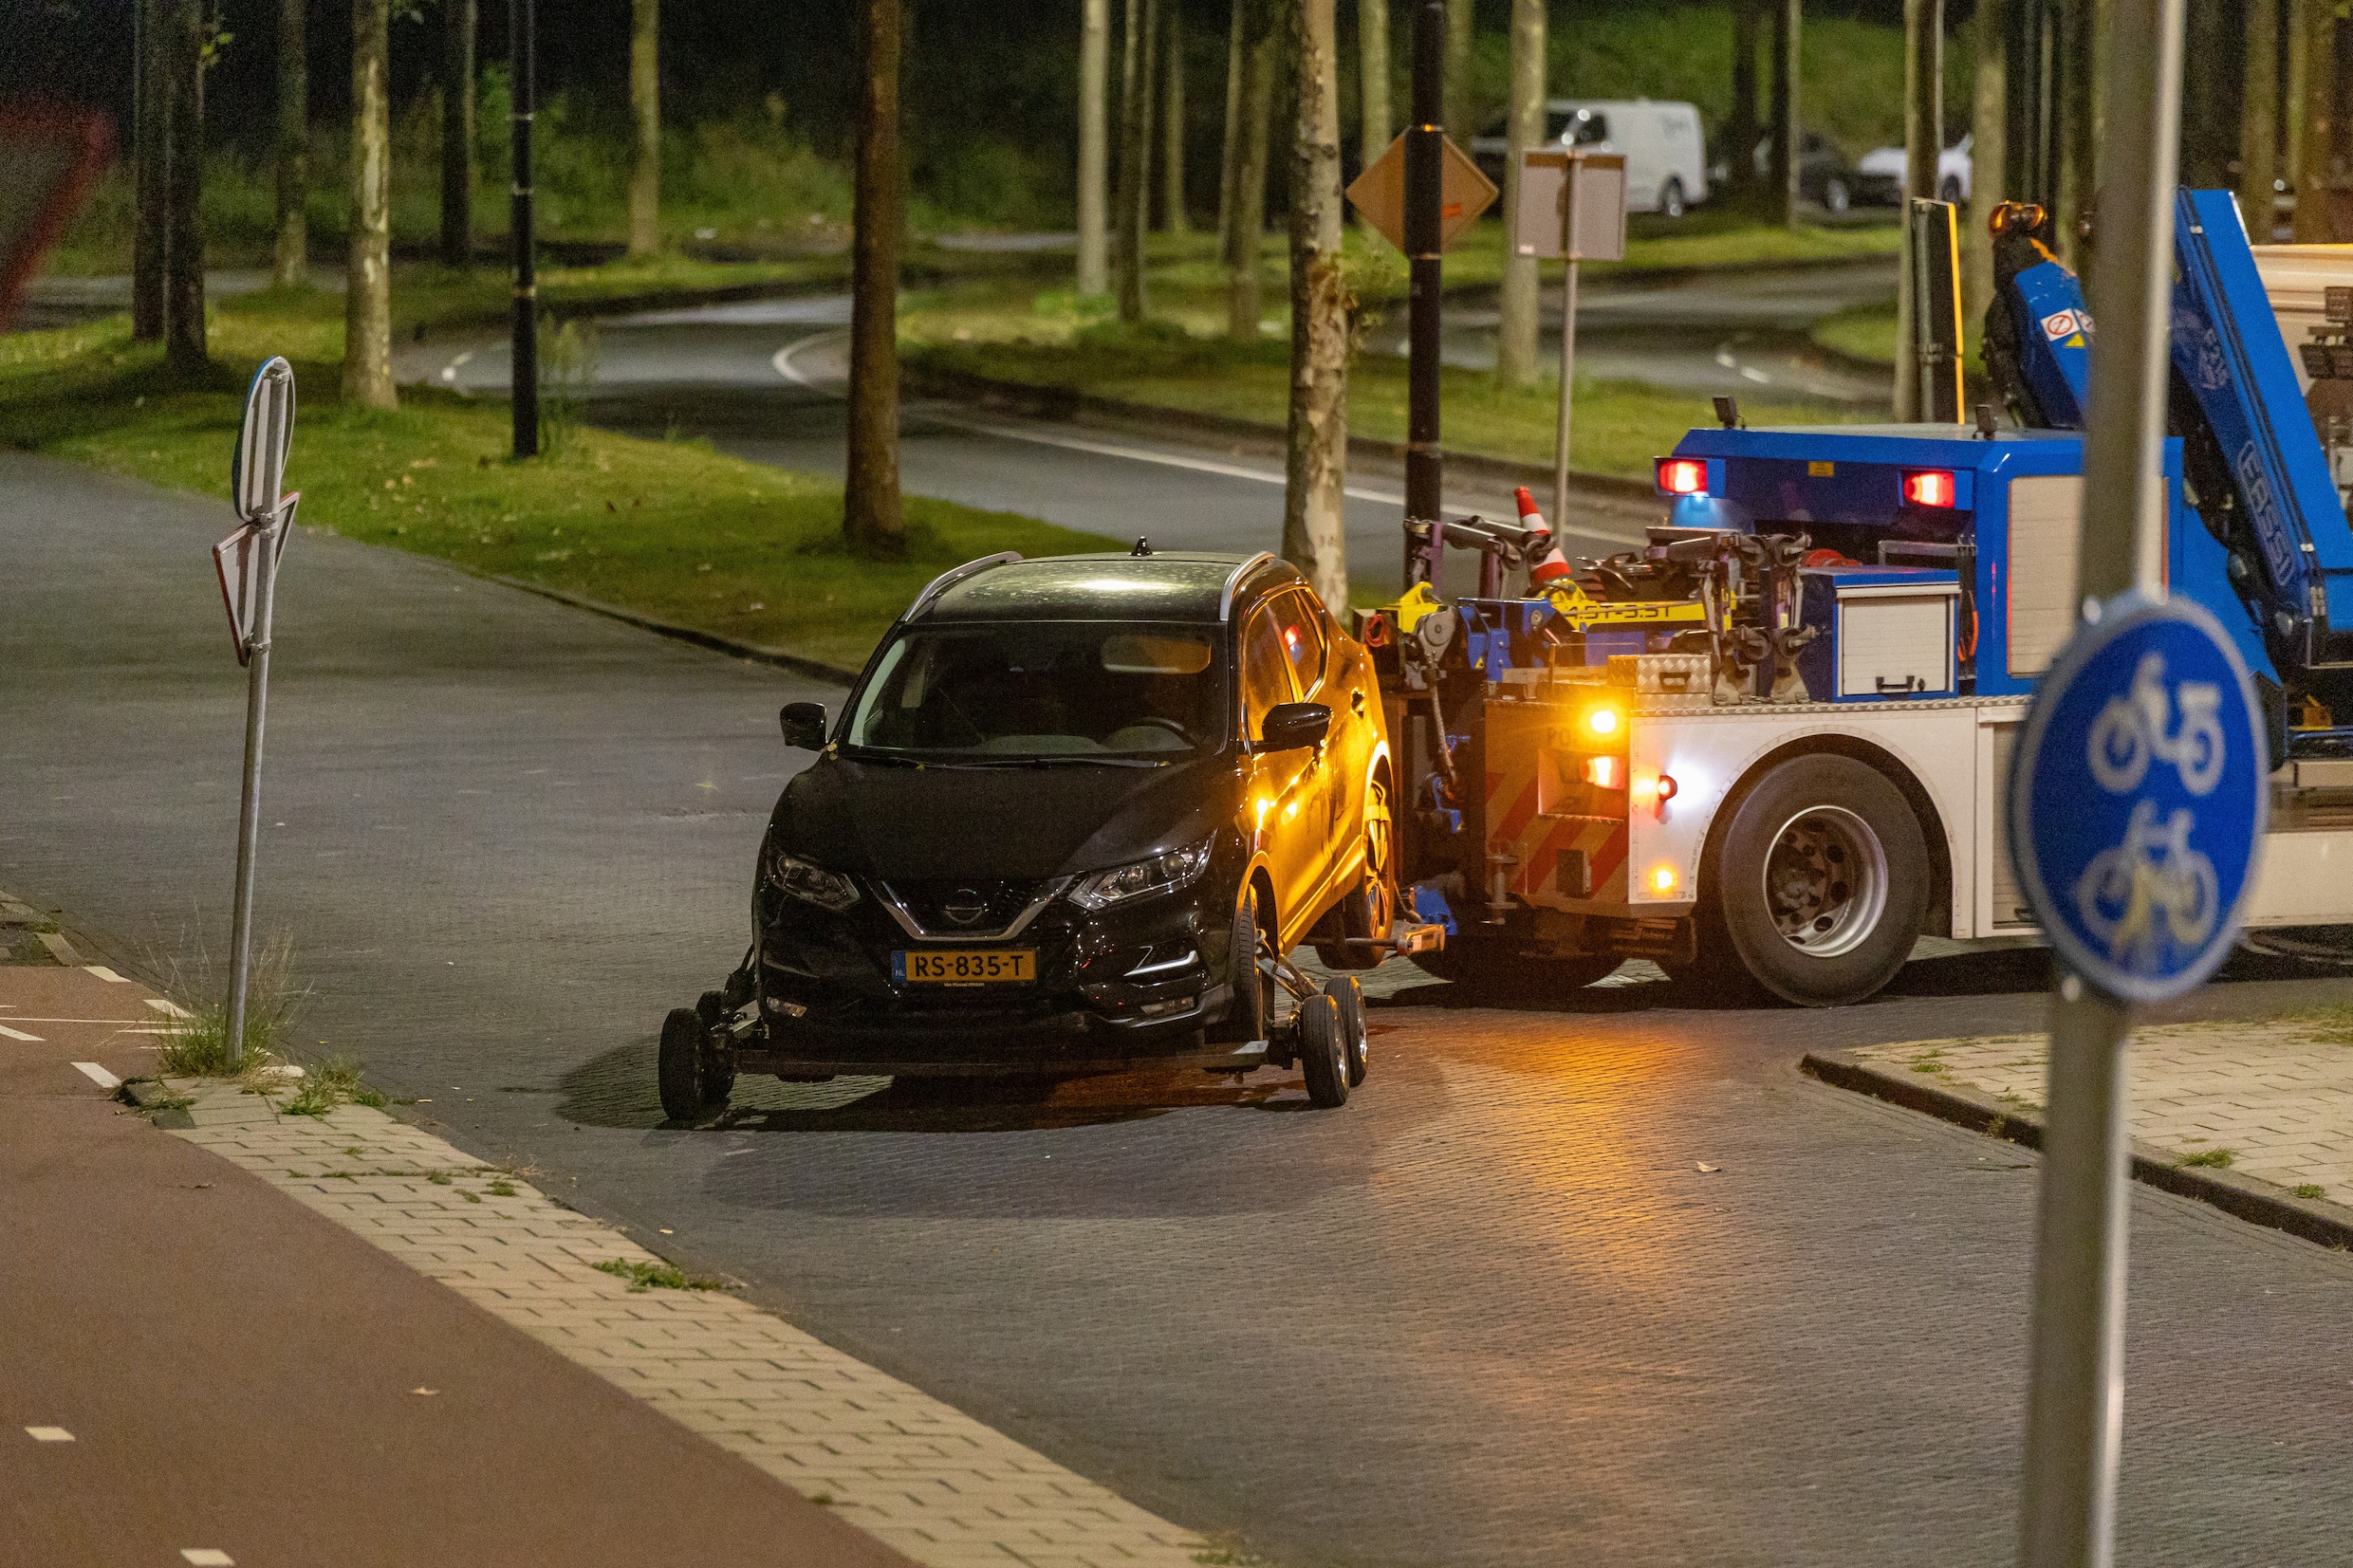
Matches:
[[1656, 458, 1708, 496], [1901, 469, 1957, 508]]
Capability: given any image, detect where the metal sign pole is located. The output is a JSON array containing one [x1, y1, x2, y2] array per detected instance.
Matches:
[[1402, 0, 1445, 559], [1552, 248, 1579, 531], [2016, 2, 2186, 1562], [222, 502, 285, 1071]]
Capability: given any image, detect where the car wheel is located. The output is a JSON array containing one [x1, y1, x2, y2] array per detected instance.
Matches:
[[1661, 177, 1686, 219], [1325, 974, 1368, 1086], [658, 1006, 715, 1123], [1314, 772, 1399, 970], [1297, 992, 1349, 1107], [1825, 177, 1850, 214], [1223, 887, 1271, 1043], [1939, 175, 1962, 204], [1712, 753, 1928, 1006]]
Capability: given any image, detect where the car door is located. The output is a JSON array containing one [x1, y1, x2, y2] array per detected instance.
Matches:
[[1239, 599, 1324, 944], [1266, 589, 1353, 933]]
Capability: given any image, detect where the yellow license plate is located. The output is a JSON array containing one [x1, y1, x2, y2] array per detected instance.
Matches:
[[897, 949, 1036, 985]]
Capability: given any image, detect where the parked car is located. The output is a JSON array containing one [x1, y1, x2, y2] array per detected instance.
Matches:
[[1853, 133, 1973, 207], [657, 550, 1398, 1121], [1471, 98, 1710, 217], [1715, 131, 1860, 213]]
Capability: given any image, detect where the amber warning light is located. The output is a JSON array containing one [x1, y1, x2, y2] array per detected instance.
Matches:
[[1656, 458, 1708, 496]]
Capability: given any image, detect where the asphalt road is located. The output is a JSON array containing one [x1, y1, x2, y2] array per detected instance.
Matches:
[[7, 453, 2353, 1566]]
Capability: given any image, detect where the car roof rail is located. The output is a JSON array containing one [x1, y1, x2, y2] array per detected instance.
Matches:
[[906, 551, 1022, 620], [1220, 552, 1277, 620]]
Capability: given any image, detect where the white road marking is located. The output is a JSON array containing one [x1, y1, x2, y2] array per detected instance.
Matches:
[[1739, 365, 1772, 384], [72, 1061, 121, 1089], [144, 998, 193, 1018], [182, 1552, 235, 1566], [0, 1017, 150, 1025], [943, 416, 1422, 507], [0, 1024, 42, 1042], [25, 1427, 73, 1442], [439, 348, 474, 384], [771, 328, 849, 391], [84, 966, 129, 983]]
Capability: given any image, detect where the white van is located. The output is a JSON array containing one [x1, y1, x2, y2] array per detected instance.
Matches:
[[1472, 99, 1710, 218]]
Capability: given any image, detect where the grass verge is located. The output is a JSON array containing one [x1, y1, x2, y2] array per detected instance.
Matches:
[[2, 295, 1118, 674]]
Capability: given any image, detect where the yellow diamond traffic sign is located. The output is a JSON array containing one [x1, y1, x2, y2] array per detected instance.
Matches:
[[1344, 131, 1498, 257]]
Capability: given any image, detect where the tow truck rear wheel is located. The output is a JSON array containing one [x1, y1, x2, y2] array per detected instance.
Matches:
[[1714, 754, 1927, 1006], [1298, 993, 1350, 1107]]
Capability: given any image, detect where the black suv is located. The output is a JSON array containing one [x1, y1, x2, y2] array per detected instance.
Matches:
[[658, 550, 1401, 1120]]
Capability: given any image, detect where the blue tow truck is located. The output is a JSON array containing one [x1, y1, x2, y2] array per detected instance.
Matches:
[[1366, 190, 2353, 1005]]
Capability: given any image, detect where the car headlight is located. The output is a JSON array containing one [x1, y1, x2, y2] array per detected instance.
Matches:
[[768, 846, 861, 912], [1067, 837, 1214, 912]]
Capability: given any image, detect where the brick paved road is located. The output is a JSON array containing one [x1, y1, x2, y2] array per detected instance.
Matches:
[[7, 453, 2353, 1566]]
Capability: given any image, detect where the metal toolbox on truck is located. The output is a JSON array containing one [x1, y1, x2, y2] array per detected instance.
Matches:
[[1796, 565, 1961, 702]]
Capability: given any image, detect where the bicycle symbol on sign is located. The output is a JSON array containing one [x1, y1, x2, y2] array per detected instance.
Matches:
[[2070, 651, 2226, 968], [2072, 800, 2219, 968], [2086, 652, 2225, 796]]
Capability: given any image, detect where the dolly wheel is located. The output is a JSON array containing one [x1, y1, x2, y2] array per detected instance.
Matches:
[[658, 1006, 713, 1123], [1298, 993, 1350, 1108], [1325, 975, 1369, 1087]]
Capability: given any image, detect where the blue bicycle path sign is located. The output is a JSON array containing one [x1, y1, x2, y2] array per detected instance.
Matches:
[[2008, 591, 2270, 1004]]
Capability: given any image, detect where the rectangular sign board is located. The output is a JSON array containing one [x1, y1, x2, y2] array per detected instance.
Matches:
[[1512, 150, 1628, 263]]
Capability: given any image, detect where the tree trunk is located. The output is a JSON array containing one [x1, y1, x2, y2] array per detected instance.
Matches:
[[629, 0, 660, 256], [1965, 0, 2006, 345], [2180, 0, 2242, 190], [1163, 2, 1187, 232], [1495, 0, 1546, 389], [273, 0, 308, 286], [1728, 0, 1761, 204], [1776, 0, 1802, 230], [1358, 0, 1392, 224], [1115, 0, 1151, 320], [2296, 0, 2338, 242], [2057, 0, 2096, 269], [344, 0, 396, 409], [1139, 0, 1159, 242], [163, 0, 206, 376], [1231, 6, 1277, 340], [2288, 0, 2310, 198], [1080, 0, 1111, 295], [439, 0, 474, 269], [844, 0, 905, 555], [1218, 0, 1245, 258], [1284, 0, 1349, 611], [2242, 0, 2281, 242], [1443, 0, 1472, 144], [133, 0, 167, 339], [1896, 0, 1941, 421]]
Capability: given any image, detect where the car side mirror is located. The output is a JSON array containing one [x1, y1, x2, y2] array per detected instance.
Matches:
[[1258, 701, 1331, 753], [780, 702, 829, 750]]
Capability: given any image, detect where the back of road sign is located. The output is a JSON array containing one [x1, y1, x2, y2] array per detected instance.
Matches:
[[1513, 151, 1627, 264], [233, 358, 297, 523], [1347, 133, 1497, 255], [2008, 592, 2268, 1003]]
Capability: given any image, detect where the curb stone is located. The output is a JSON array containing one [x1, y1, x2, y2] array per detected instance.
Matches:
[[489, 576, 862, 687], [1802, 1048, 2353, 1252]]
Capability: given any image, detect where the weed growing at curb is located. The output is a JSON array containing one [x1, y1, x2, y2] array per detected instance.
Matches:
[[487, 1179, 518, 1197], [153, 933, 309, 1077], [2178, 1148, 2235, 1170], [281, 1054, 380, 1117], [594, 1258, 726, 1293], [2295, 1183, 2327, 1199]]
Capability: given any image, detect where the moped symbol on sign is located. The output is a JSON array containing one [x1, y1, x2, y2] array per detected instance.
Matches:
[[2009, 592, 2269, 1003]]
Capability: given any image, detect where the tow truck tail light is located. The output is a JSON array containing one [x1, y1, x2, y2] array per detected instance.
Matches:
[[1656, 458, 1708, 496], [1902, 469, 1957, 507]]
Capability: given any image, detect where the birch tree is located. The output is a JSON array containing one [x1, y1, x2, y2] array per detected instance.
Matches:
[[1358, 0, 1390, 226], [274, 0, 307, 286], [1284, 0, 1349, 610], [1162, 2, 1187, 232], [1727, 0, 1761, 206], [1443, 0, 1472, 142], [343, 0, 395, 409], [1080, 0, 1111, 295], [1114, 0, 1154, 320], [844, 0, 905, 554], [2241, 0, 2281, 241], [1964, 0, 2006, 338], [134, 0, 166, 339], [629, 0, 659, 256], [1495, 0, 1546, 389], [2295, 0, 2338, 242], [1218, 0, 1244, 255]]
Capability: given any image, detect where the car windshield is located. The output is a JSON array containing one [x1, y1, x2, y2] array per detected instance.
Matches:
[[843, 620, 1228, 760]]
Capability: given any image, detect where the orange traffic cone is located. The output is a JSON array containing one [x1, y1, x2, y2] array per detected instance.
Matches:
[[1517, 487, 1574, 587]]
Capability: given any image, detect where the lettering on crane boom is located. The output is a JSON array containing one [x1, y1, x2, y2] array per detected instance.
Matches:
[[2235, 438, 2300, 589]]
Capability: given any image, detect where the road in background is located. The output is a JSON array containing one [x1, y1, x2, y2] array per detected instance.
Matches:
[[7, 453, 2352, 1567]]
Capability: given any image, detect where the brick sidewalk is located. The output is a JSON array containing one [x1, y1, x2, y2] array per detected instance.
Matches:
[[153, 1079, 1213, 1568], [1850, 1015, 2353, 1204]]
